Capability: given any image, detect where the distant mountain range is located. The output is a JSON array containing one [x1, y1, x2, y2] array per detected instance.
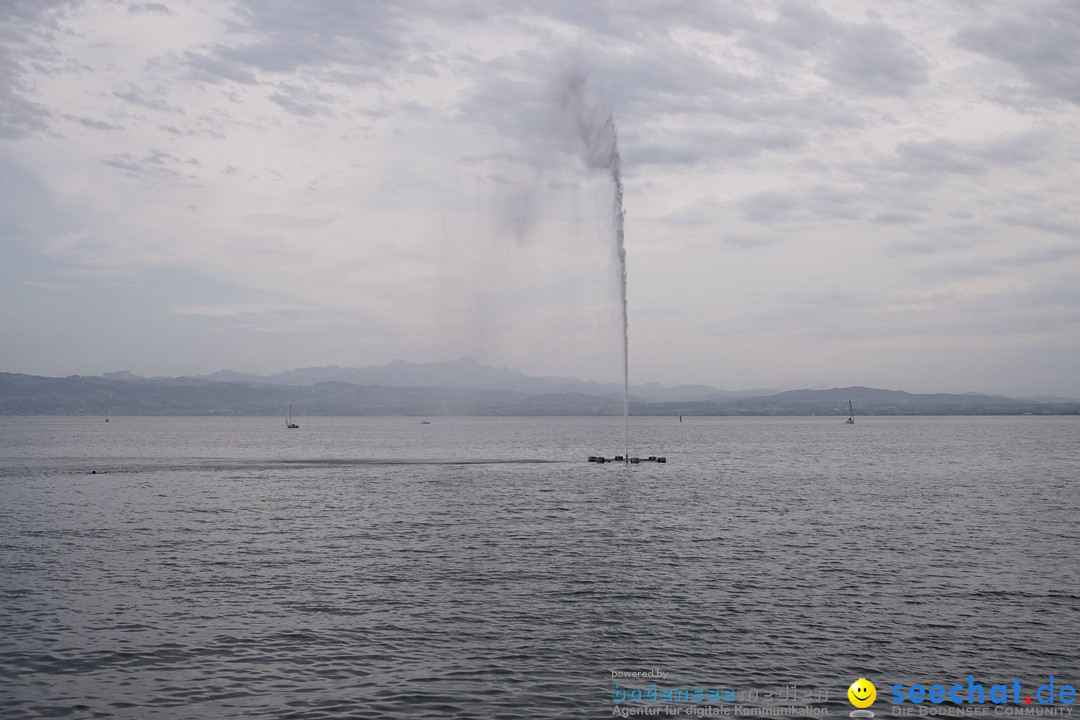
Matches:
[[2, 357, 1078, 416], [104, 357, 763, 403]]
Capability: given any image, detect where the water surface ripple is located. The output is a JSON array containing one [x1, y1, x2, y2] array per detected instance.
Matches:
[[1, 416, 1077, 718]]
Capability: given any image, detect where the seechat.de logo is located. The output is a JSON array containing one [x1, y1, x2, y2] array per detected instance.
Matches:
[[890, 676, 1076, 706]]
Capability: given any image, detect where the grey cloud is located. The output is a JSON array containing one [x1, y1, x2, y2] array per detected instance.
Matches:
[[607, 50, 769, 120], [676, 91, 865, 132], [650, 198, 726, 228], [626, 128, 806, 168], [688, 122, 808, 158], [184, 50, 259, 85], [739, 184, 868, 226], [740, 190, 802, 224], [753, 2, 928, 97], [128, 2, 171, 14], [723, 233, 781, 250], [886, 130, 1057, 179], [972, 130, 1057, 167], [474, 0, 756, 54], [801, 185, 866, 222], [74, 116, 120, 131], [954, 0, 1080, 106], [1011, 243, 1080, 266], [0, 0, 74, 138], [873, 211, 921, 225], [1000, 211, 1079, 240], [243, 212, 338, 234], [829, 132, 1061, 230], [818, 20, 929, 97], [186, 1, 420, 85], [945, 223, 989, 239], [924, 240, 1080, 282], [268, 84, 336, 117], [114, 88, 181, 112], [895, 138, 989, 176], [766, 1, 837, 52], [0, 72, 51, 139], [158, 123, 225, 140], [626, 145, 701, 167], [885, 235, 974, 257], [103, 149, 185, 179]]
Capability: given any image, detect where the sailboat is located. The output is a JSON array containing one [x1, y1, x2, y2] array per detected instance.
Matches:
[[845, 399, 855, 424], [286, 404, 299, 429]]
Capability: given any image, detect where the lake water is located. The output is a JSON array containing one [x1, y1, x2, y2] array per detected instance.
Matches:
[[1, 416, 1077, 718]]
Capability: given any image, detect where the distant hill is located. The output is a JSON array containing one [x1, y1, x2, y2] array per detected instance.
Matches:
[[0, 372, 624, 416], [106, 357, 768, 402], [189, 357, 767, 403], [1, 361, 1078, 416], [2, 360, 1080, 416], [640, 386, 1079, 416]]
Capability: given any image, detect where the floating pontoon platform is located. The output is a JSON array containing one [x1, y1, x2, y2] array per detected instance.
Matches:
[[588, 455, 666, 464]]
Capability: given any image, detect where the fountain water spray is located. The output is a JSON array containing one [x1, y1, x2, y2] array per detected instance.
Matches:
[[515, 71, 661, 465], [556, 73, 630, 463], [613, 127, 629, 464]]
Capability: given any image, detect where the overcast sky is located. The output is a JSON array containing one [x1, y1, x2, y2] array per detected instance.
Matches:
[[2, 1, 1078, 396]]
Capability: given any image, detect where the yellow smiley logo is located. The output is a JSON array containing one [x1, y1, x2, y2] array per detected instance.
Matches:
[[848, 678, 876, 708]]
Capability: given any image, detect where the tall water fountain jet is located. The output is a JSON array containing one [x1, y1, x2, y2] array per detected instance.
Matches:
[[556, 73, 629, 462], [508, 71, 647, 464], [613, 126, 629, 464]]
